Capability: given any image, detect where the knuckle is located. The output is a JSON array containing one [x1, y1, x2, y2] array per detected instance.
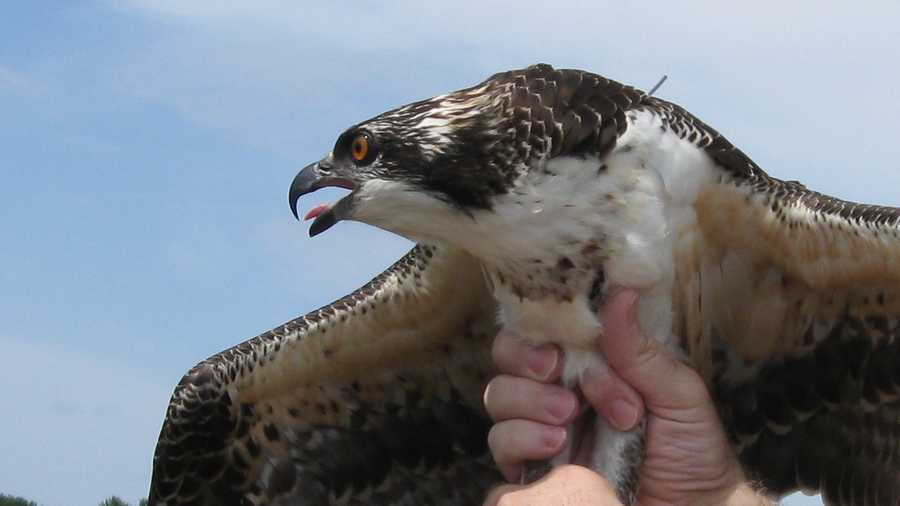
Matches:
[[634, 335, 661, 361], [629, 336, 669, 374]]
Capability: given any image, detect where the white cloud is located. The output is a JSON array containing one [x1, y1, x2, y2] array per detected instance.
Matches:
[[0, 335, 171, 506]]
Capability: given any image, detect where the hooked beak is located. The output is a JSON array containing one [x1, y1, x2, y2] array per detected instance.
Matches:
[[288, 160, 359, 237]]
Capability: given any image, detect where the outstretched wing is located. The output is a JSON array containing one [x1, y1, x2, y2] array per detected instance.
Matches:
[[655, 97, 900, 505], [148, 245, 501, 506]]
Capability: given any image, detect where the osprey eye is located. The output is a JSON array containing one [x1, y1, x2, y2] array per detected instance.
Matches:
[[351, 134, 370, 163]]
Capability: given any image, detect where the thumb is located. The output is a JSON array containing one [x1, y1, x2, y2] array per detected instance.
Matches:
[[596, 289, 709, 412]]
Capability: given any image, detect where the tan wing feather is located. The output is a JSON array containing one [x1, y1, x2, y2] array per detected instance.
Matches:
[[675, 172, 900, 504], [148, 245, 500, 505]]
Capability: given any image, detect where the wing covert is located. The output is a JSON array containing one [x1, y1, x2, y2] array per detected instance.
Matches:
[[148, 245, 501, 505], [485, 64, 648, 162], [665, 122, 900, 503], [712, 287, 900, 504]]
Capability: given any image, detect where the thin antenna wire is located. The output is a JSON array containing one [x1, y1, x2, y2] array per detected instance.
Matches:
[[647, 75, 668, 97]]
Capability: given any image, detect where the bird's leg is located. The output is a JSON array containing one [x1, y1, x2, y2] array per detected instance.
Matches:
[[572, 351, 645, 505], [585, 403, 645, 505], [519, 351, 645, 504]]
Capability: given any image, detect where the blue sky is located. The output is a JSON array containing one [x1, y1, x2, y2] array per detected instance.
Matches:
[[1, 1, 898, 505]]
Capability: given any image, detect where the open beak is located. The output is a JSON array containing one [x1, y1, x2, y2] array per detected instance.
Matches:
[[288, 160, 359, 237]]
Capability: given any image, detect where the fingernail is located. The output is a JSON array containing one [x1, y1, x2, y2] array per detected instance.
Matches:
[[541, 426, 566, 450], [545, 391, 577, 422], [526, 346, 558, 380], [604, 399, 639, 431]]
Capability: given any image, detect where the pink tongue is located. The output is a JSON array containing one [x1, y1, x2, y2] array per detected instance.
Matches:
[[304, 203, 331, 221]]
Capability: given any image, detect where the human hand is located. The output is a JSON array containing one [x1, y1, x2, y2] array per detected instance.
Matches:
[[483, 465, 621, 506], [482, 289, 772, 506]]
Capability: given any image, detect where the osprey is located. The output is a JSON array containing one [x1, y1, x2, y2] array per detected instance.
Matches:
[[149, 64, 900, 505]]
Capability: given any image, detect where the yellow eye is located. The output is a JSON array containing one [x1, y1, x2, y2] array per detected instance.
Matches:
[[351, 134, 369, 162]]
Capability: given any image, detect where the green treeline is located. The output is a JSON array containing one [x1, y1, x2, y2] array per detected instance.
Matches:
[[0, 494, 148, 506]]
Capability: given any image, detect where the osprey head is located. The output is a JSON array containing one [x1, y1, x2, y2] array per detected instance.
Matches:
[[290, 64, 635, 243], [289, 80, 524, 240]]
